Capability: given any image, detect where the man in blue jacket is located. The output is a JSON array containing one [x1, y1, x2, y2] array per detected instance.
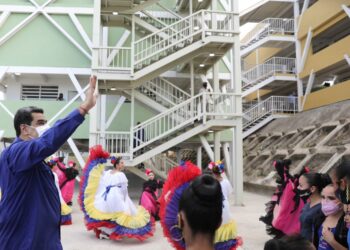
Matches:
[[0, 76, 97, 250]]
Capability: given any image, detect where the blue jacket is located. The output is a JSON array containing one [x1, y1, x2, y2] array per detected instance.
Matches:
[[0, 109, 84, 250]]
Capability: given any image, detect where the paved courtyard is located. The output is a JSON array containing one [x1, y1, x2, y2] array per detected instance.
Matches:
[[61, 190, 271, 250]]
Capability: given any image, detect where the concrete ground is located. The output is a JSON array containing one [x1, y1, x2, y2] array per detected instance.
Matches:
[[61, 189, 271, 250]]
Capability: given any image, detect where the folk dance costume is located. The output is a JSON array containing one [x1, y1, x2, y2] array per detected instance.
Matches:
[[159, 161, 242, 250], [139, 169, 164, 220], [259, 159, 309, 238], [52, 157, 79, 205], [79, 145, 155, 241], [208, 161, 243, 250], [48, 160, 72, 225]]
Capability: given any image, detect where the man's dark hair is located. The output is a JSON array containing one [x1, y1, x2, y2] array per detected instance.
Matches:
[[335, 159, 350, 181], [202, 82, 208, 88], [264, 234, 314, 250], [179, 174, 222, 241], [14, 106, 44, 137]]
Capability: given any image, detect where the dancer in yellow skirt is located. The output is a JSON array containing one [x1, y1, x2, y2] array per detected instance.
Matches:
[[79, 145, 154, 241]]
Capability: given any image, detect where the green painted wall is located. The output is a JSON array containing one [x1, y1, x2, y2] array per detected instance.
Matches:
[[0, 15, 91, 67], [0, 99, 157, 138]]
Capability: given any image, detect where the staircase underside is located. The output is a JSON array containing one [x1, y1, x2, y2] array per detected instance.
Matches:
[[240, 0, 294, 26], [243, 74, 297, 97], [124, 119, 238, 166], [101, 0, 159, 14], [243, 114, 290, 139], [176, 0, 212, 12], [96, 38, 234, 92]]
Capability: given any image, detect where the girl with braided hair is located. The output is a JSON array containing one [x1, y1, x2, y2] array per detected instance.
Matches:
[[139, 169, 163, 220], [298, 172, 332, 241], [260, 159, 309, 238]]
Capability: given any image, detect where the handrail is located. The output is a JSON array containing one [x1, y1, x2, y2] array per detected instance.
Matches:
[[134, 10, 236, 67], [241, 18, 294, 48], [243, 96, 298, 129], [137, 77, 190, 107], [132, 92, 239, 152], [139, 77, 191, 108], [91, 131, 131, 157], [95, 10, 236, 71], [242, 57, 296, 89]]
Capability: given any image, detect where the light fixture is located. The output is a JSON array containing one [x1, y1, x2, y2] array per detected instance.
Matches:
[[14, 72, 21, 76], [199, 64, 205, 67], [198, 0, 203, 2], [110, 87, 117, 91], [209, 53, 215, 57], [194, 26, 200, 30], [208, 130, 214, 133], [112, 12, 119, 15]]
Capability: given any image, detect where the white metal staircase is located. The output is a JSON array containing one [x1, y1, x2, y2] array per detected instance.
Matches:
[[243, 96, 297, 138], [144, 154, 177, 179], [92, 92, 239, 166], [136, 77, 190, 109], [123, 3, 182, 38], [240, 18, 294, 56], [242, 57, 296, 97], [102, 0, 161, 14], [94, 10, 237, 89]]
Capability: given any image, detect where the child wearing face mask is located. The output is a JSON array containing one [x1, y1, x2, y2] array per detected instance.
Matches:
[[312, 184, 348, 249], [298, 173, 332, 241]]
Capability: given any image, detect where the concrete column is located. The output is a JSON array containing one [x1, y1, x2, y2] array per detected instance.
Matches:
[[89, 94, 101, 147], [176, 148, 183, 163], [214, 132, 220, 161], [197, 146, 202, 169]]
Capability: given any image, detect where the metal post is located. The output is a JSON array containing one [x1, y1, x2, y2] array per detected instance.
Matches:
[[231, 0, 243, 206], [100, 94, 107, 149], [130, 89, 135, 158], [214, 132, 220, 161], [197, 146, 202, 169], [294, 1, 303, 111], [191, 60, 195, 118]]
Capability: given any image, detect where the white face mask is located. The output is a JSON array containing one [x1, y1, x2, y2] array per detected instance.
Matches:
[[35, 124, 50, 137]]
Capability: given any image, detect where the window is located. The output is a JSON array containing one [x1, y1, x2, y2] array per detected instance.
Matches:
[[21, 85, 59, 100]]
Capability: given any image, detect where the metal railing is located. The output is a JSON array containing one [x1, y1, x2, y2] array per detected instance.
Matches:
[[241, 18, 294, 49], [92, 131, 131, 158], [95, 47, 132, 70], [137, 77, 190, 107], [242, 57, 296, 89], [95, 10, 236, 72], [243, 96, 298, 129], [132, 92, 238, 153], [93, 93, 239, 157], [141, 3, 181, 28], [134, 10, 236, 69], [144, 154, 177, 179]]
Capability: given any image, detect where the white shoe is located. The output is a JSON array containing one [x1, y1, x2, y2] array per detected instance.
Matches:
[[99, 233, 110, 240]]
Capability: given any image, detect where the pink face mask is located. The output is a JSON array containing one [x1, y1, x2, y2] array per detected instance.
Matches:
[[321, 200, 343, 216]]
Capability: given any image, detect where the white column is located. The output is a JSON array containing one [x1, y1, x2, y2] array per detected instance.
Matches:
[[176, 148, 183, 163], [130, 89, 135, 158], [214, 132, 221, 161], [89, 93, 101, 147], [0, 67, 7, 101], [231, 0, 244, 205], [294, 1, 304, 111], [92, 0, 101, 71], [197, 146, 202, 169], [100, 94, 107, 149], [232, 124, 243, 206], [223, 142, 232, 178]]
